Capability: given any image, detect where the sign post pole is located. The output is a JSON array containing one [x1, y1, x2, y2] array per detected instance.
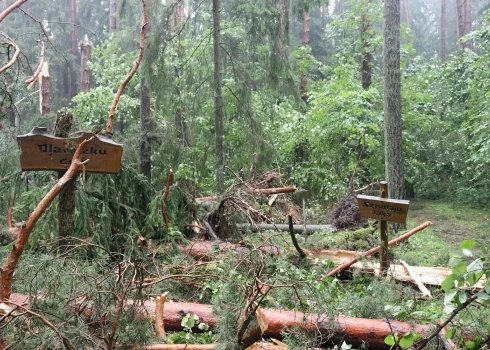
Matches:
[[356, 181, 410, 277], [379, 181, 389, 275]]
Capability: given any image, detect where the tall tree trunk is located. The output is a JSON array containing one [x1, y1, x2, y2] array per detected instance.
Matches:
[[140, 78, 152, 180], [383, 0, 405, 204], [361, 0, 373, 90], [54, 111, 77, 252], [80, 35, 91, 92], [464, 0, 472, 49], [279, 0, 286, 36], [441, 0, 446, 62], [321, 3, 328, 32], [456, 0, 464, 50], [39, 62, 50, 115], [300, 11, 310, 102], [173, 0, 189, 147], [110, 0, 117, 31], [402, 0, 409, 29], [213, 0, 224, 197], [69, 0, 77, 98]]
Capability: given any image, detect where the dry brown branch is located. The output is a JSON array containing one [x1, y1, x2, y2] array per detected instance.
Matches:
[[25, 40, 44, 84], [0, 0, 27, 23], [3, 301, 75, 350], [0, 35, 20, 74], [161, 169, 174, 230], [106, 0, 148, 133], [324, 221, 432, 279], [0, 137, 93, 300], [155, 293, 168, 340], [6, 208, 12, 229]]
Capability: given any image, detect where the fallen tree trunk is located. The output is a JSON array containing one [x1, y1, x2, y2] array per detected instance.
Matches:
[[236, 224, 334, 233], [130, 299, 431, 349]]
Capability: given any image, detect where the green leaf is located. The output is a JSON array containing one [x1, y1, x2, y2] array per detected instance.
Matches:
[[445, 328, 456, 339], [460, 240, 476, 250], [444, 289, 457, 304], [399, 331, 420, 349], [457, 291, 468, 304], [467, 259, 484, 273], [465, 340, 476, 349], [463, 249, 473, 257], [476, 292, 490, 301], [384, 334, 397, 346], [442, 275, 457, 292]]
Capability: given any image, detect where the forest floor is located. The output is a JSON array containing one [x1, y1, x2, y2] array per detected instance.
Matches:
[[408, 199, 490, 250]]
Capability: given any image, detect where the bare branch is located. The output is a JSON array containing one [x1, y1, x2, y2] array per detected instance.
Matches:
[[0, 137, 94, 299], [106, 0, 148, 133], [0, 36, 20, 74], [0, 0, 27, 24]]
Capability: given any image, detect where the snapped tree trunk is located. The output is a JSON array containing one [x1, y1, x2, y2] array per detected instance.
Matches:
[[39, 61, 50, 115], [441, 0, 446, 62], [383, 0, 405, 206], [80, 35, 91, 92], [279, 0, 286, 36], [361, 0, 373, 90], [213, 0, 224, 197], [456, 0, 464, 50], [140, 78, 152, 180], [54, 111, 77, 251], [110, 0, 117, 31], [464, 0, 472, 49]]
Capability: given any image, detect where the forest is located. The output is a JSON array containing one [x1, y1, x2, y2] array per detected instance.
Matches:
[[1, 0, 490, 349]]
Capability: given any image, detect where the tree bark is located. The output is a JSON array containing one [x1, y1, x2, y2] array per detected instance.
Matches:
[[128, 300, 432, 350], [39, 61, 50, 115], [140, 78, 151, 180], [213, 0, 224, 197], [69, 0, 77, 98], [54, 111, 77, 251], [279, 0, 286, 35], [110, 0, 117, 31], [383, 0, 404, 204], [441, 0, 446, 62], [456, 0, 464, 50], [80, 35, 91, 92], [402, 0, 409, 29], [300, 11, 310, 102], [321, 3, 328, 32], [463, 0, 472, 49], [361, 0, 373, 90]]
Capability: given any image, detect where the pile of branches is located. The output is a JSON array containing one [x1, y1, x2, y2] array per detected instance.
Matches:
[[207, 169, 301, 240]]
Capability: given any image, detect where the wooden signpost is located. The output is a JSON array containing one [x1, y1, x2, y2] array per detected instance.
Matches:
[[17, 127, 123, 174], [357, 181, 410, 275]]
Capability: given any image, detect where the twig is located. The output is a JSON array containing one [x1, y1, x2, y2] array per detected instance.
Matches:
[[324, 221, 432, 279], [354, 180, 379, 193], [414, 294, 478, 350], [106, 0, 148, 133], [3, 301, 75, 350], [288, 213, 306, 259]]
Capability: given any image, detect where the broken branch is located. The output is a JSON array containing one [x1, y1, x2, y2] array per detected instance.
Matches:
[[324, 221, 432, 279], [106, 0, 148, 133], [155, 293, 168, 340], [0, 138, 93, 300], [0, 0, 27, 23], [25, 40, 45, 84], [0, 36, 20, 74], [288, 213, 306, 259]]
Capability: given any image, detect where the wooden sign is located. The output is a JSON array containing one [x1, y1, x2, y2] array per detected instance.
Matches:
[[17, 127, 123, 174], [357, 194, 410, 224]]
